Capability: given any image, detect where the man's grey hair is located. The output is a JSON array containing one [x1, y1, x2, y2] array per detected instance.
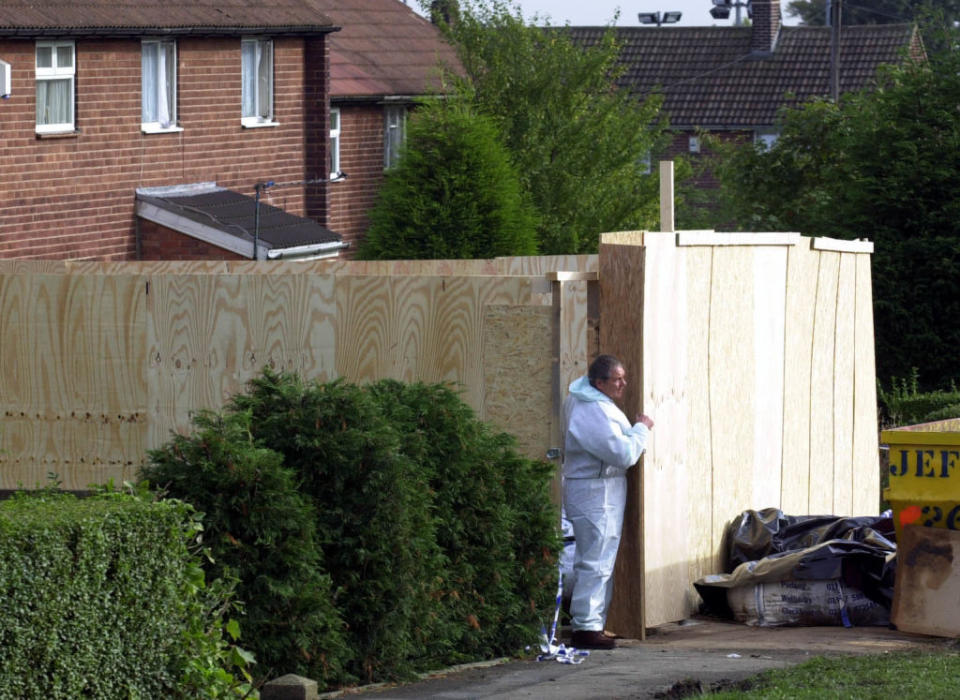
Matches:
[[588, 354, 623, 387]]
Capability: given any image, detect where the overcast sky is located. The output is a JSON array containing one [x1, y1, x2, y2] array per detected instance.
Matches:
[[408, 1, 802, 27]]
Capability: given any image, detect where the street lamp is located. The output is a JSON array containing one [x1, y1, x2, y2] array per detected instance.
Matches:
[[710, 0, 750, 25], [638, 11, 682, 26]]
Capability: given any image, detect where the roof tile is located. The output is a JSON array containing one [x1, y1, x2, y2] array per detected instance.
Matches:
[[569, 24, 921, 128]]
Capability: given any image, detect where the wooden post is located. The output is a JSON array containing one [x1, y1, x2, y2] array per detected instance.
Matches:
[[660, 161, 675, 233]]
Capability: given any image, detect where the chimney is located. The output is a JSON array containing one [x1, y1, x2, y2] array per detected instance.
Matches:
[[750, 0, 781, 55]]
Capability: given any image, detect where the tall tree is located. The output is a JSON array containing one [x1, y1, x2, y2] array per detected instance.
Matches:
[[712, 31, 960, 390], [358, 99, 538, 260], [433, 1, 669, 254], [787, 0, 960, 27]]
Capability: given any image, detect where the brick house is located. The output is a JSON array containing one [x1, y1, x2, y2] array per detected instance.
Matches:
[[315, 0, 461, 252], [570, 0, 925, 189], [0, 1, 343, 261]]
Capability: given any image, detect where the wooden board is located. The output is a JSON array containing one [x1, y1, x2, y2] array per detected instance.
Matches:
[[809, 252, 841, 513], [833, 254, 857, 515], [852, 254, 880, 514], [334, 275, 532, 415], [751, 247, 787, 509], [780, 243, 820, 514], [684, 246, 719, 589], [145, 273, 336, 448], [482, 305, 554, 463], [598, 235, 646, 638], [708, 247, 757, 550], [637, 232, 694, 627], [0, 273, 147, 490]]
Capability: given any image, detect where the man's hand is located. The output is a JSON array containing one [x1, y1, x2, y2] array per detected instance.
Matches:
[[636, 414, 654, 429]]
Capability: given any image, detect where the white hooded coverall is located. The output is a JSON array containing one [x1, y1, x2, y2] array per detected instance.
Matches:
[[562, 375, 649, 632]]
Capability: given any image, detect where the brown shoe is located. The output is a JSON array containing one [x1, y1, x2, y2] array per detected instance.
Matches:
[[571, 629, 616, 649]]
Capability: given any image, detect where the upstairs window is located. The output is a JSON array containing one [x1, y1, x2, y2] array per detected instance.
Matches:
[[384, 105, 407, 169], [142, 40, 178, 132], [36, 40, 75, 133], [754, 128, 780, 150], [330, 107, 341, 178], [242, 38, 274, 126]]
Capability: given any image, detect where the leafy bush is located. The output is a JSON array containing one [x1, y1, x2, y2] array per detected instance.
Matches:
[[368, 380, 560, 661], [142, 410, 349, 687], [228, 371, 445, 683], [0, 491, 252, 698], [229, 369, 560, 683], [879, 369, 960, 427]]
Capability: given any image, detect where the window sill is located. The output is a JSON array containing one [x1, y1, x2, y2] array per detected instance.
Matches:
[[141, 124, 184, 134], [241, 119, 279, 129], [35, 129, 78, 139]]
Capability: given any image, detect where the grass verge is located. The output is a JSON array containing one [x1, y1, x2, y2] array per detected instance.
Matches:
[[697, 650, 960, 699]]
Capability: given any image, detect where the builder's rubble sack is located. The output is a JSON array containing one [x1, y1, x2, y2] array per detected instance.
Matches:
[[726, 579, 890, 627]]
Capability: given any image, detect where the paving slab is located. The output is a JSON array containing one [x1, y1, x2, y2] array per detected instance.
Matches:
[[326, 618, 948, 700]]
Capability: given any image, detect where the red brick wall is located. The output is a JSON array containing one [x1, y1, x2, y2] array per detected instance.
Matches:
[[0, 35, 325, 261], [138, 219, 245, 261], [328, 103, 386, 255]]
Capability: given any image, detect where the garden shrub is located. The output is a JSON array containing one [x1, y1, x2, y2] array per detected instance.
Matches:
[[879, 370, 960, 427], [141, 410, 349, 687], [368, 380, 560, 661], [229, 370, 445, 683], [0, 491, 251, 698]]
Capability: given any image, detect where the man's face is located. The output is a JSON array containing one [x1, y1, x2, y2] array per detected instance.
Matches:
[[596, 365, 627, 401]]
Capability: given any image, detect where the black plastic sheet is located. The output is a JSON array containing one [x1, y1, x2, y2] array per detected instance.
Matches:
[[695, 508, 898, 619]]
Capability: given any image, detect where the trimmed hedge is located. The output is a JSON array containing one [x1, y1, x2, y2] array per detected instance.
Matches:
[[0, 492, 249, 698]]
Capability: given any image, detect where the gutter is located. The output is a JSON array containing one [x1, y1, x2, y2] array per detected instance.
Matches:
[[266, 240, 349, 261]]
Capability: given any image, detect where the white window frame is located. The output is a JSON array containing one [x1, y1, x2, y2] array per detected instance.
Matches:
[[35, 40, 75, 134], [330, 107, 341, 178], [383, 105, 407, 169], [754, 128, 780, 150], [141, 39, 181, 133], [639, 150, 652, 175], [241, 37, 275, 127]]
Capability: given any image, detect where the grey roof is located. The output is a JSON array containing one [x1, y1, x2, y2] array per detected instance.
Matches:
[[568, 24, 923, 129], [0, 0, 336, 37], [137, 186, 342, 259]]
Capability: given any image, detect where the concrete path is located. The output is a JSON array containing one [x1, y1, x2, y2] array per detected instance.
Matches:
[[326, 618, 947, 699]]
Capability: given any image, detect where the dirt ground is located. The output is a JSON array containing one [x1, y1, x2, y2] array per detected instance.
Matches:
[[326, 617, 952, 699]]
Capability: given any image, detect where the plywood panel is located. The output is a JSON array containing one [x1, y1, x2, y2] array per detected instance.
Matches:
[[833, 254, 857, 515], [638, 233, 694, 627], [0, 261, 67, 274], [145, 273, 336, 448], [0, 274, 147, 489], [334, 275, 531, 414], [809, 252, 841, 513], [752, 247, 787, 509], [780, 243, 819, 514], [684, 247, 718, 582], [852, 254, 880, 515], [482, 305, 554, 462], [709, 248, 756, 543], [598, 237, 646, 638], [557, 280, 590, 398]]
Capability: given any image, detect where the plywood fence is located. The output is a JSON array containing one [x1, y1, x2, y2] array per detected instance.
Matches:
[[0, 235, 878, 635], [0, 255, 597, 491], [600, 232, 879, 636]]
